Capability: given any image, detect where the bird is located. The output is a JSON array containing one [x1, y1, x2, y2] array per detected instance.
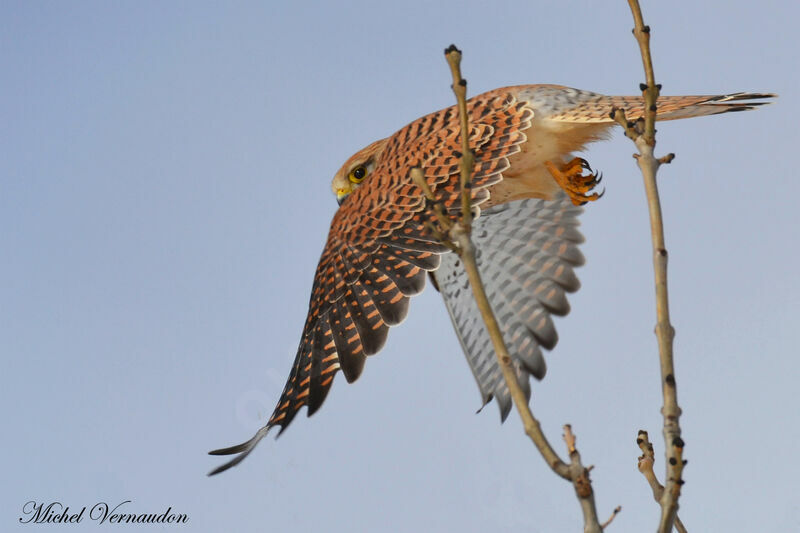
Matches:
[[209, 84, 773, 475]]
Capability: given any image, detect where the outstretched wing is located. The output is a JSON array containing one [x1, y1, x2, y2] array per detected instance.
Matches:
[[433, 195, 585, 420], [209, 90, 534, 475]]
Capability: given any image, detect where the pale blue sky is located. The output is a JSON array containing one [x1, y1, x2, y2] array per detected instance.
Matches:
[[2, 1, 798, 531]]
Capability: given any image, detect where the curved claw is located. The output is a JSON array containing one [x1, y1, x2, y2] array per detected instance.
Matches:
[[578, 188, 605, 206], [545, 158, 605, 207]]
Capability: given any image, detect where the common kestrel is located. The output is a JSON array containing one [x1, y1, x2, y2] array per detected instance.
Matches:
[[210, 84, 772, 475]]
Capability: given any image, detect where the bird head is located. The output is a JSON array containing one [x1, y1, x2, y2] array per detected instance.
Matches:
[[331, 139, 388, 206]]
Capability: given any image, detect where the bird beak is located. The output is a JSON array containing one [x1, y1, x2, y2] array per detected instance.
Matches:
[[336, 188, 349, 206]]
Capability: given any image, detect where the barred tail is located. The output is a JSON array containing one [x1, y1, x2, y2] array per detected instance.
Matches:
[[550, 91, 776, 123], [648, 92, 775, 121]]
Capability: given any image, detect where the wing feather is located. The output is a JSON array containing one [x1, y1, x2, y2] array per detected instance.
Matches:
[[433, 195, 584, 419], [209, 89, 535, 474]]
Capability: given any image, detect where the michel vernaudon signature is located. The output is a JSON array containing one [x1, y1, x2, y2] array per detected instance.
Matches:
[[19, 501, 188, 525]]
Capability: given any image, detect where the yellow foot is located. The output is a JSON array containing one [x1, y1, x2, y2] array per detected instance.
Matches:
[[545, 158, 604, 206]]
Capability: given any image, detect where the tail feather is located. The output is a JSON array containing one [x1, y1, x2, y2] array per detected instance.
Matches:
[[651, 92, 776, 121], [550, 91, 776, 123]]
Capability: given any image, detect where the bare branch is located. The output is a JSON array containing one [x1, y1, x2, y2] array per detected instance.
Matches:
[[444, 46, 475, 227], [619, 3, 685, 531], [561, 425, 603, 533], [436, 45, 604, 533], [626, 0, 659, 145]]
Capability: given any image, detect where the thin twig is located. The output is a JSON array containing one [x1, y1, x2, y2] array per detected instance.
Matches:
[[626, 0, 659, 145], [444, 48, 475, 227], [561, 425, 606, 532], [601, 506, 622, 530], [426, 44, 605, 533], [636, 431, 687, 533], [636, 430, 663, 501], [621, 5, 685, 531], [441, 45, 571, 481]]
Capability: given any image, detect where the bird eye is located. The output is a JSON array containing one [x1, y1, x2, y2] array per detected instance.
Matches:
[[348, 165, 368, 184]]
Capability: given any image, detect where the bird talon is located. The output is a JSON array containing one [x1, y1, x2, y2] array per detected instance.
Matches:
[[545, 158, 605, 206]]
